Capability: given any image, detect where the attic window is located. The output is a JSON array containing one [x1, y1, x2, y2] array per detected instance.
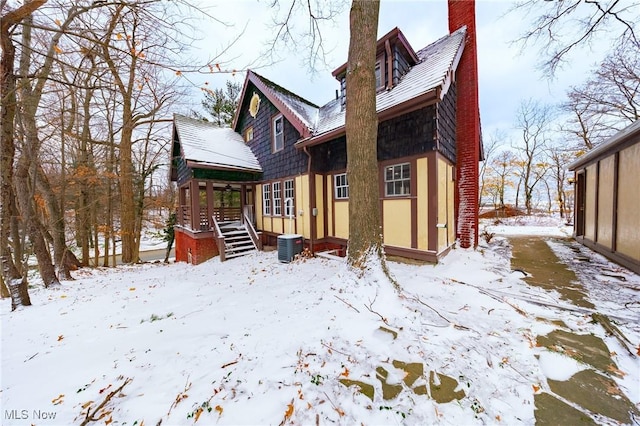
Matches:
[[244, 126, 254, 143], [272, 114, 284, 152], [375, 61, 383, 89]]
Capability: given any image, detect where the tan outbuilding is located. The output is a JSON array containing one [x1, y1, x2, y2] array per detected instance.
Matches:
[[569, 120, 640, 274]]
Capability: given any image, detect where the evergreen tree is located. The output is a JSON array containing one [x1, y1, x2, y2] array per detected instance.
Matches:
[[199, 80, 242, 126]]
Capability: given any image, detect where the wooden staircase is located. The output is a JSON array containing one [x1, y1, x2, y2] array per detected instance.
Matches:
[[217, 221, 257, 260]]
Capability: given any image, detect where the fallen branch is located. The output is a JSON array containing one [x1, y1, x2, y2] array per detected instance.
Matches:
[[321, 341, 350, 357], [167, 376, 191, 416], [592, 313, 635, 357], [364, 294, 389, 325], [411, 296, 451, 324], [80, 378, 132, 426], [334, 295, 360, 313]]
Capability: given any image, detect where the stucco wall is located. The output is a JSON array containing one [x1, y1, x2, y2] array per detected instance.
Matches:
[[383, 199, 412, 247], [416, 157, 429, 250]]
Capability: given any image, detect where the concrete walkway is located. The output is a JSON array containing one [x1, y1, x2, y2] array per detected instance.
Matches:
[[509, 236, 639, 425]]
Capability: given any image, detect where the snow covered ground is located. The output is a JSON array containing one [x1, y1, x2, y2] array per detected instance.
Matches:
[[1, 218, 638, 425]]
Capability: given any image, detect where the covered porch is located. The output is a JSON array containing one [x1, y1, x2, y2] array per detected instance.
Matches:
[[171, 114, 263, 264]]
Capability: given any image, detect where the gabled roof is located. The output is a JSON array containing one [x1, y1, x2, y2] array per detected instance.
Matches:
[[232, 26, 466, 148], [331, 27, 419, 78], [232, 71, 318, 139], [173, 114, 262, 172], [300, 26, 467, 147], [569, 119, 640, 170]]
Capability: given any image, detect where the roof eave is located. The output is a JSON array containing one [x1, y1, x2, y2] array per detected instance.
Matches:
[[185, 159, 263, 174], [295, 88, 439, 149], [569, 120, 640, 170], [245, 70, 313, 138]]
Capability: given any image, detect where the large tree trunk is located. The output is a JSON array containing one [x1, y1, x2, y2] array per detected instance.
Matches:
[[16, 13, 59, 287], [345, 0, 383, 268], [1, 1, 46, 309], [14, 157, 60, 287], [35, 164, 76, 279]]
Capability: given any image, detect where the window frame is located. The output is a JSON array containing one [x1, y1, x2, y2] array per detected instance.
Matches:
[[272, 114, 284, 153], [284, 179, 295, 217], [384, 163, 411, 197], [375, 60, 384, 90], [273, 181, 282, 216], [244, 126, 254, 143], [334, 173, 349, 200], [262, 183, 271, 216]]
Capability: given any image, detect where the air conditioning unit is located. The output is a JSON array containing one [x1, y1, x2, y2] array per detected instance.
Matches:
[[277, 234, 303, 263]]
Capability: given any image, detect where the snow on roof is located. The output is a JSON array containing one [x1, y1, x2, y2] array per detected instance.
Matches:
[[251, 73, 320, 131], [313, 27, 466, 137], [174, 114, 262, 172]]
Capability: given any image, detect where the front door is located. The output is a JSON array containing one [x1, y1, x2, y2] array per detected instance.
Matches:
[[575, 171, 586, 237]]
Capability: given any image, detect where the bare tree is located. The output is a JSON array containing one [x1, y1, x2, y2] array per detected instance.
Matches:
[[513, 0, 639, 77], [547, 145, 575, 220], [344, 0, 392, 278], [561, 38, 639, 149], [1, 0, 47, 309], [513, 99, 554, 215], [479, 130, 505, 208], [483, 150, 517, 211]]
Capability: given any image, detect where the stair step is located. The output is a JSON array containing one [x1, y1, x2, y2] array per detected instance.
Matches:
[[226, 244, 256, 252], [223, 230, 249, 236], [225, 249, 256, 259], [224, 237, 253, 246]]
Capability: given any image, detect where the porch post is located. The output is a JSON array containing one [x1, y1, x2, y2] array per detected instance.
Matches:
[[240, 184, 247, 223], [190, 180, 200, 230], [206, 181, 215, 225], [179, 185, 187, 227]]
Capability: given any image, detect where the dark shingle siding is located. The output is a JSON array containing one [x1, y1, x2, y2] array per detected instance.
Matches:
[[237, 84, 307, 180], [175, 156, 192, 186], [437, 83, 457, 163], [310, 107, 436, 173], [393, 44, 411, 86], [378, 106, 436, 161], [311, 136, 347, 173]]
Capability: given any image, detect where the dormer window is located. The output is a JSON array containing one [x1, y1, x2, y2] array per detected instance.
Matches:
[[272, 114, 284, 152], [375, 61, 383, 89]]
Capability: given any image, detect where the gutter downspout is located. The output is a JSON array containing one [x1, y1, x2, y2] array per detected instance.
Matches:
[[303, 146, 316, 253]]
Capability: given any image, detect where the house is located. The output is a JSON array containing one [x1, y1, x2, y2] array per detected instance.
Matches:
[[170, 1, 481, 264], [569, 120, 640, 274]]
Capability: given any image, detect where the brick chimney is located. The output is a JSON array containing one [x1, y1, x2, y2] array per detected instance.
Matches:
[[448, 0, 480, 249]]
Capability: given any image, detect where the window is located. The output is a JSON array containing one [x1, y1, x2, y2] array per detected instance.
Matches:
[[284, 179, 295, 217], [262, 184, 271, 215], [334, 173, 349, 199], [273, 181, 282, 216], [375, 61, 383, 89], [244, 126, 254, 143], [272, 115, 284, 152], [384, 163, 410, 196]]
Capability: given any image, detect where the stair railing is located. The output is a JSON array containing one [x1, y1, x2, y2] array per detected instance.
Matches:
[[211, 215, 227, 262], [243, 212, 263, 251]]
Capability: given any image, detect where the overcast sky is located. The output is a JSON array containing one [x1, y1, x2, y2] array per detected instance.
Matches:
[[182, 1, 611, 142]]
